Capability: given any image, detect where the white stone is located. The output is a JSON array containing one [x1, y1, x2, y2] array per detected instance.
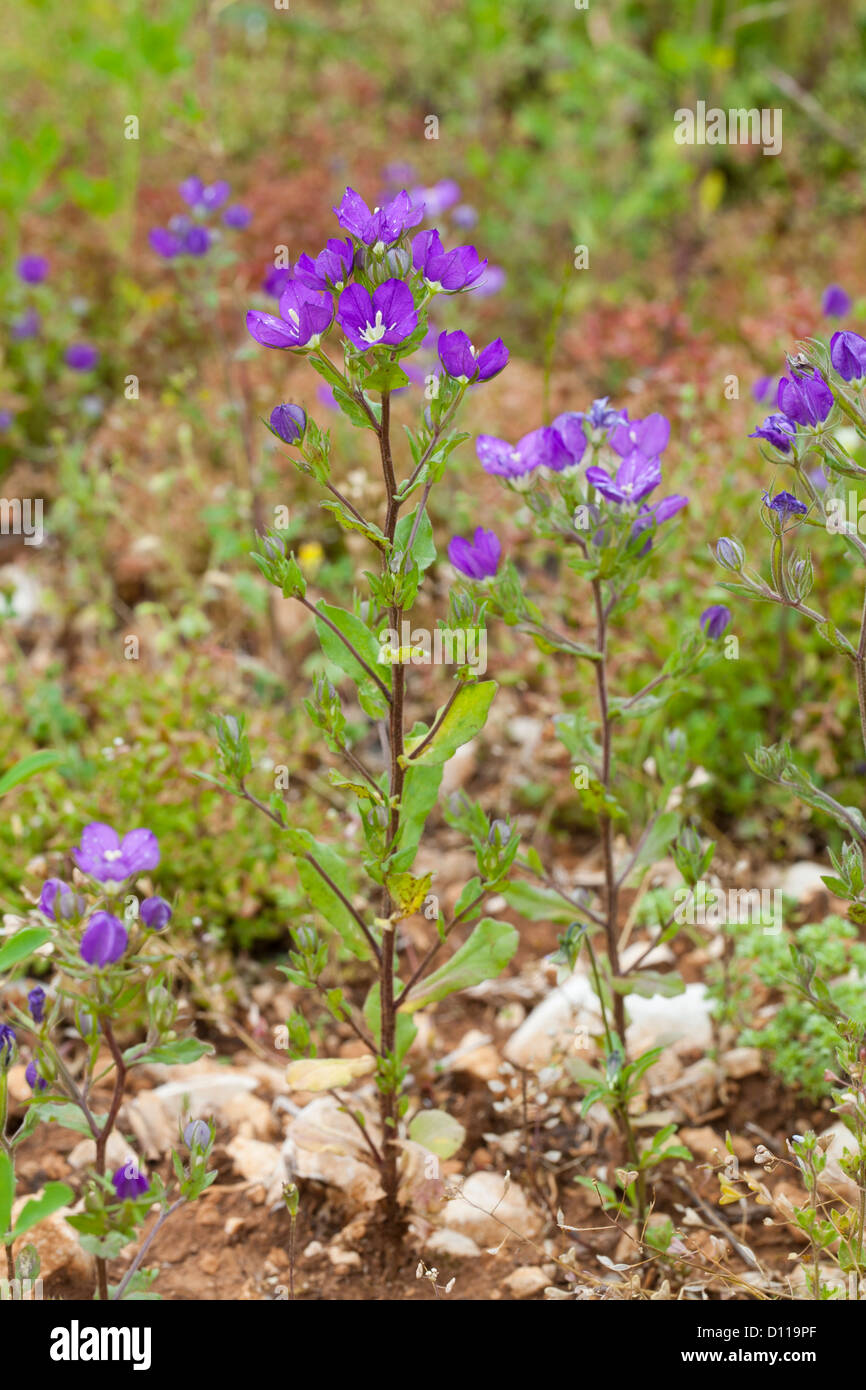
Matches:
[[425, 1229, 482, 1259], [443, 1171, 540, 1246], [503, 1265, 549, 1298]]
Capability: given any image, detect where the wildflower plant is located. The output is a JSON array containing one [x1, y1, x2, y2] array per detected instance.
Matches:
[[212, 186, 519, 1237], [0, 822, 214, 1300], [455, 398, 727, 1228]]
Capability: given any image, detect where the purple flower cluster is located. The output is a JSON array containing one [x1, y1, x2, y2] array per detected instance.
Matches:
[[751, 363, 835, 453], [150, 176, 251, 261], [4, 255, 98, 393], [248, 186, 507, 372]]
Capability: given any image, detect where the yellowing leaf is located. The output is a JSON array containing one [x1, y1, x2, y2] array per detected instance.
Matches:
[[285, 1056, 375, 1093], [408, 1109, 465, 1159]]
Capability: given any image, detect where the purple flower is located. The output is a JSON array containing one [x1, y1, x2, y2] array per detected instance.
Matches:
[[17, 256, 48, 285], [184, 1119, 211, 1150], [579, 397, 624, 435], [333, 187, 424, 248], [112, 1162, 150, 1201], [750, 413, 796, 453], [179, 176, 205, 207], [73, 822, 160, 883], [477, 427, 570, 479], [263, 264, 293, 298], [201, 181, 231, 212], [412, 230, 486, 292], [586, 450, 662, 505], [452, 204, 478, 229], [149, 227, 182, 259], [337, 280, 418, 350], [295, 238, 355, 293], [140, 896, 172, 931], [777, 370, 833, 426], [551, 412, 587, 467], [830, 331, 866, 383], [12, 308, 41, 340], [409, 180, 461, 217], [38, 878, 82, 921], [247, 280, 334, 351], [317, 383, 337, 411], [609, 412, 670, 459], [437, 329, 507, 383], [184, 226, 210, 257], [223, 204, 252, 229], [474, 265, 506, 298], [0, 1024, 15, 1067], [752, 376, 776, 404], [0, 410, 13, 432], [65, 344, 99, 372], [80, 912, 128, 967], [269, 403, 307, 445], [448, 528, 501, 579], [25, 1060, 46, 1093], [629, 495, 689, 554], [700, 605, 731, 640], [763, 489, 808, 518], [27, 987, 46, 1023], [823, 285, 852, 318]]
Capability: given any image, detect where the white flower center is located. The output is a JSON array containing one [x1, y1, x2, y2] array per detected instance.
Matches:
[[361, 312, 388, 344], [105, 849, 123, 862]]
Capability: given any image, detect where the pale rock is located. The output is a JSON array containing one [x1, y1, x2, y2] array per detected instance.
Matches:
[[662, 1057, 721, 1113], [304, 1241, 325, 1259], [817, 1120, 861, 1205], [226, 1135, 286, 1199], [221, 1091, 276, 1140], [444, 1171, 540, 1246], [328, 1247, 362, 1271], [677, 1126, 727, 1163], [439, 1029, 501, 1082], [426, 1228, 482, 1259], [721, 1046, 763, 1079], [67, 1131, 136, 1172], [762, 861, 830, 901], [153, 1069, 259, 1120], [283, 1095, 384, 1206], [11, 1203, 94, 1284], [124, 1090, 178, 1158], [503, 1265, 549, 1298]]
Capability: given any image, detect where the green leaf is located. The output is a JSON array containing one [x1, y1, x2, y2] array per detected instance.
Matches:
[[12, 1182, 74, 1239], [0, 1152, 13, 1236], [25, 1102, 105, 1137], [0, 750, 63, 797], [290, 830, 372, 960], [611, 971, 685, 999], [393, 506, 436, 573], [501, 881, 577, 924], [408, 1109, 465, 1159], [126, 1038, 213, 1066], [391, 758, 443, 871], [364, 362, 410, 393], [0, 928, 51, 973], [404, 917, 519, 1012], [363, 984, 417, 1062], [403, 681, 497, 768], [625, 812, 681, 882], [315, 601, 391, 719]]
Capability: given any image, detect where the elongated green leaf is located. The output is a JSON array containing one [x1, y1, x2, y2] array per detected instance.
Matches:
[[501, 881, 577, 924], [125, 1038, 212, 1066], [25, 1102, 105, 1137], [391, 757, 443, 872], [12, 1182, 74, 1239], [404, 917, 518, 1012], [315, 602, 391, 719], [403, 681, 497, 768], [625, 812, 681, 882], [393, 506, 436, 573], [0, 750, 63, 797], [363, 983, 417, 1062], [289, 829, 372, 960], [0, 928, 51, 973], [0, 1152, 13, 1237]]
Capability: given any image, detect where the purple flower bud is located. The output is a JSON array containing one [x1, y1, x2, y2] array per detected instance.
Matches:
[[777, 369, 833, 426], [269, 403, 307, 445], [27, 986, 46, 1023], [140, 896, 172, 931], [201, 181, 231, 211], [700, 605, 731, 640], [437, 329, 508, 383], [0, 1024, 15, 1068], [38, 878, 81, 922], [79, 912, 128, 967], [112, 1162, 150, 1200], [149, 227, 183, 259], [0, 410, 13, 432], [184, 1119, 211, 1150], [25, 1060, 46, 1093], [295, 238, 354, 293], [12, 308, 41, 340], [17, 256, 48, 284], [448, 527, 501, 580], [749, 413, 796, 452], [65, 343, 99, 372], [223, 204, 252, 229], [179, 176, 205, 207], [337, 280, 418, 350], [715, 537, 745, 572], [823, 284, 852, 318], [830, 331, 866, 383], [184, 226, 211, 257]]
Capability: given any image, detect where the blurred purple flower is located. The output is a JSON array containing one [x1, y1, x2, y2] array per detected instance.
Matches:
[[80, 912, 128, 967], [149, 227, 183, 259], [184, 226, 211, 257], [700, 605, 731, 639], [25, 1060, 46, 1093], [27, 987, 46, 1023], [473, 265, 505, 298], [448, 527, 501, 579], [112, 1163, 150, 1200], [823, 285, 851, 318], [65, 344, 99, 372], [0, 410, 13, 431], [609, 412, 670, 459], [750, 413, 796, 452], [73, 823, 160, 882], [478, 426, 570, 479], [452, 204, 478, 229], [551, 412, 587, 467], [179, 176, 205, 207], [12, 308, 41, 340], [586, 450, 662, 504], [830, 330, 866, 382], [223, 204, 252, 229], [263, 264, 293, 298], [140, 896, 172, 931], [17, 256, 48, 285], [437, 329, 507, 383], [409, 179, 461, 217], [763, 489, 808, 518], [337, 280, 417, 349]]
